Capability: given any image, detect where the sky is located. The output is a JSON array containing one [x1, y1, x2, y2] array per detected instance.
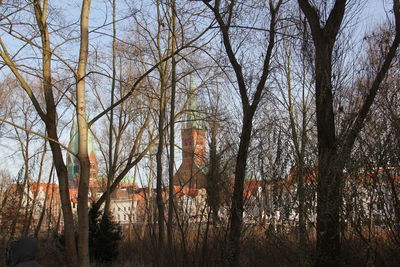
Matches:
[[362, 1, 390, 29], [0, 0, 393, 182]]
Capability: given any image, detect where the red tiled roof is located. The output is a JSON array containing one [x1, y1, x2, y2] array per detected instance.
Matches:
[[227, 178, 265, 198]]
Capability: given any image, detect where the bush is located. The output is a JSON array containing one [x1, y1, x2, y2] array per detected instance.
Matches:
[[89, 207, 122, 265]]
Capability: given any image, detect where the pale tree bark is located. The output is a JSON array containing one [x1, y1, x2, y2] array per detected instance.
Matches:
[[278, 41, 311, 247], [104, 0, 117, 217], [76, 0, 92, 266], [127, 166, 137, 242], [141, 150, 154, 239], [202, 1, 282, 265], [167, 0, 177, 258], [298, 0, 400, 265], [208, 120, 220, 221], [154, 0, 172, 261]]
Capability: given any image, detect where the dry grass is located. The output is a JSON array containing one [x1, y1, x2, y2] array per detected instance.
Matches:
[[1, 226, 400, 266]]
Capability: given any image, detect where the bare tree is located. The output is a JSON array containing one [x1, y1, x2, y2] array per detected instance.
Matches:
[[75, 0, 92, 266], [297, 0, 400, 265], [201, 1, 283, 265], [0, 1, 79, 264]]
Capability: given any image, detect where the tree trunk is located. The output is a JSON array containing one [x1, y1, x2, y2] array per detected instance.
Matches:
[[155, 1, 171, 263], [298, 0, 400, 265], [25, 141, 47, 236], [33, 1, 79, 265], [167, 0, 177, 259], [141, 152, 154, 239], [35, 165, 54, 237], [47, 123, 79, 266], [155, 79, 167, 265], [0, 1, 80, 265], [76, 1, 91, 266], [204, 1, 281, 265], [104, 0, 117, 217], [226, 109, 254, 266]]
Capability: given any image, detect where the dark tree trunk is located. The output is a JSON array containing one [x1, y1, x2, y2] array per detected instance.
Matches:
[[46, 122, 79, 267], [226, 109, 254, 265], [298, 0, 400, 265], [201, 1, 281, 265]]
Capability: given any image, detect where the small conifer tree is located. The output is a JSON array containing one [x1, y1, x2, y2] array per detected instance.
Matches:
[[89, 207, 122, 264]]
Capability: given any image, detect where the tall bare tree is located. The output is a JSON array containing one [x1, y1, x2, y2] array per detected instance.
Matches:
[[201, 1, 282, 265], [75, 0, 92, 266], [297, 0, 400, 265], [0, 1, 79, 265]]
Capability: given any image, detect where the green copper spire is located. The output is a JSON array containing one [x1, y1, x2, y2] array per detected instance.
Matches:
[[67, 118, 95, 161], [66, 117, 96, 188], [185, 76, 203, 129]]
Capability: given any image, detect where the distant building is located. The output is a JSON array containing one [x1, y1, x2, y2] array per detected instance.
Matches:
[[173, 92, 207, 189], [0, 181, 62, 236], [65, 118, 148, 227], [66, 119, 99, 190]]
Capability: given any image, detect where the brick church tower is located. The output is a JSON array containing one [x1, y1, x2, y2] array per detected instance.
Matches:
[[174, 91, 207, 188], [66, 119, 99, 190]]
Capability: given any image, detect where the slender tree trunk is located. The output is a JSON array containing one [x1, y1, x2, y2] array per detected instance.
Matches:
[[25, 141, 47, 236], [21, 134, 31, 237], [155, 0, 171, 263], [35, 164, 54, 237], [104, 0, 117, 217], [33, 1, 79, 265], [127, 166, 137, 242], [76, 1, 91, 266], [0, 1, 81, 265], [10, 127, 31, 240], [284, 46, 308, 246], [9, 174, 26, 241], [207, 119, 221, 222], [297, 167, 306, 245], [141, 152, 154, 239], [47, 123, 78, 267], [167, 0, 177, 258], [226, 109, 254, 265], [155, 78, 167, 265], [204, 1, 282, 265]]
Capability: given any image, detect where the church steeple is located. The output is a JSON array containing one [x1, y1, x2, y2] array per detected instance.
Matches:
[[173, 78, 207, 188], [181, 78, 206, 167], [185, 77, 203, 130], [66, 118, 98, 189]]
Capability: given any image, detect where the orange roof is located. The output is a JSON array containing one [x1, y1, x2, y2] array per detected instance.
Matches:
[[285, 167, 317, 185], [28, 182, 59, 192], [128, 193, 146, 201], [69, 189, 78, 197], [227, 178, 265, 198]]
